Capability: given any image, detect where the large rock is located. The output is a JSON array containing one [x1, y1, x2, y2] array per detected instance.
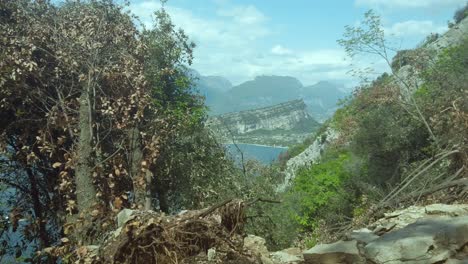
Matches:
[[270, 248, 303, 263], [244, 235, 273, 264], [364, 216, 468, 264], [373, 204, 468, 231], [347, 228, 379, 244], [303, 240, 364, 264]]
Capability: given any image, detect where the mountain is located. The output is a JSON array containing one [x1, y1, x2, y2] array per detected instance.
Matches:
[[193, 74, 349, 122], [225, 75, 303, 112], [206, 99, 320, 146], [199, 75, 232, 92], [190, 70, 233, 113], [301, 81, 348, 122]]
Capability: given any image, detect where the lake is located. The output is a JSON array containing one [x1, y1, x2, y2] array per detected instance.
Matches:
[[225, 143, 287, 165]]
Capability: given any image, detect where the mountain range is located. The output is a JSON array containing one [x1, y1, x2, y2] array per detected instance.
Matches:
[[192, 72, 349, 122]]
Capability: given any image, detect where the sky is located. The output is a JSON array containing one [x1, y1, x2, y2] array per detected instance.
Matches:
[[128, 0, 466, 87]]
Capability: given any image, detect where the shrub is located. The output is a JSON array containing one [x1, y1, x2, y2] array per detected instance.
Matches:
[[288, 151, 352, 229]]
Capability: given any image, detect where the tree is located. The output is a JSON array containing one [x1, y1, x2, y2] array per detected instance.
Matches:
[[337, 10, 438, 144], [0, 0, 156, 247]]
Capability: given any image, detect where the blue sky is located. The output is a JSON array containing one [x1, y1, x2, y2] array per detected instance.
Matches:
[[129, 0, 466, 86]]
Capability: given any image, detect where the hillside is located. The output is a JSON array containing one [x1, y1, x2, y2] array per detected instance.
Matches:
[[1, 1, 467, 263]]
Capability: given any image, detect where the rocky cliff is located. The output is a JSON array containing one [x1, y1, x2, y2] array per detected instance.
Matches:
[[206, 99, 320, 145], [278, 126, 339, 191], [394, 16, 468, 97]]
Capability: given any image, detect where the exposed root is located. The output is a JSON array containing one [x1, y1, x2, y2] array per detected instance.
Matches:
[[99, 199, 261, 264]]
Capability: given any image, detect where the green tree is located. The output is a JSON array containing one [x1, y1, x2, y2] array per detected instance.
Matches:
[[338, 10, 437, 144]]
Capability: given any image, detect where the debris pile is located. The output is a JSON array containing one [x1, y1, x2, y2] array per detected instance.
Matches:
[[99, 199, 261, 264]]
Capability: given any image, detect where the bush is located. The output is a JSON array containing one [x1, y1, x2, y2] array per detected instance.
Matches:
[[288, 151, 353, 229]]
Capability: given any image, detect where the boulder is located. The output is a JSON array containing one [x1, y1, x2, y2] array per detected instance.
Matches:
[[270, 248, 303, 263], [303, 240, 364, 264], [244, 235, 270, 257], [364, 216, 468, 264], [374, 204, 468, 232], [347, 228, 379, 244]]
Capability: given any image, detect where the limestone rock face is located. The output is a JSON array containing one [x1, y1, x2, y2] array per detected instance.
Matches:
[[278, 127, 339, 191], [395, 17, 468, 98], [364, 216, 468, 264], [301, 204, 468, 264], [373, 204, 468, 230], [206, 99, 320, 145], [302, 240, 363, 264]]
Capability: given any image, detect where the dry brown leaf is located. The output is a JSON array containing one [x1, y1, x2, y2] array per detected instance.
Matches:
[[113, 197, 123, 210]]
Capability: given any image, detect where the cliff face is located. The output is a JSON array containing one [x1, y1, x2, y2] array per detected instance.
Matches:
[[278, 127, 339, 191], [206, 99, 320, 145], [394, 17, 468, 97]]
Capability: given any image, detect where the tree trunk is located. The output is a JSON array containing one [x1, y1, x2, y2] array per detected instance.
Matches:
[[144, 170, 153, 210], [128, 127, 146, 208], [155, 178, 169, 213], [75, 89, 97, 214], [25, 168, 50, 249]]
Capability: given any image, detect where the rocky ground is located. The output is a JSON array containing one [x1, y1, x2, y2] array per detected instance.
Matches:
[[248, 203, 468, 264], [75, 202, 468, 263]]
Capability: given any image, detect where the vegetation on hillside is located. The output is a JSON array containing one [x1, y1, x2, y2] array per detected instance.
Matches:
[[0, 1, 466, 262], [275, 9, 467, 246]]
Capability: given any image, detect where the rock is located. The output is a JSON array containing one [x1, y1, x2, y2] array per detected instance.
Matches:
[[375, 204, 468, 231], [347, 228, 379, 244], [207, 248, 216, 261], [424, 204, 468, 216], [244, 235, 270, 258], [446, 259, 468, 264], [261, 255, 275, 264], [280, 248, 302, 256], [364, 216, 468, 264], [279, 127, 339, 191], [117, 208, 134, 228], [270, 251, 303, 263], [373, 223, 396, 236], [303, 240, 363, 264]]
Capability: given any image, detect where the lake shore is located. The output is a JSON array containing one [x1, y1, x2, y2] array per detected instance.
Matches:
[[222, 142, 288, 149]]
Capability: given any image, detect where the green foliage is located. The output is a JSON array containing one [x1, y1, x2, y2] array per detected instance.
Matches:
[[337, 10, 387, 59], [288, 151, 352, 229], [391, 49, 419, 71], [418, 37, 468, 164]]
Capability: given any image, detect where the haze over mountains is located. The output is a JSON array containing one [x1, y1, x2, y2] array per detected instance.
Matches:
[[192, 71, 349, 122]]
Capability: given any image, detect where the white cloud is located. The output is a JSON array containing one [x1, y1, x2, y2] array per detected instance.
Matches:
[[129, 1, 357, 85], [355, 0, 466, 9], [217, 5, 267, 25], [271, 45, 293, 55], [385, 20, 447, 37]]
